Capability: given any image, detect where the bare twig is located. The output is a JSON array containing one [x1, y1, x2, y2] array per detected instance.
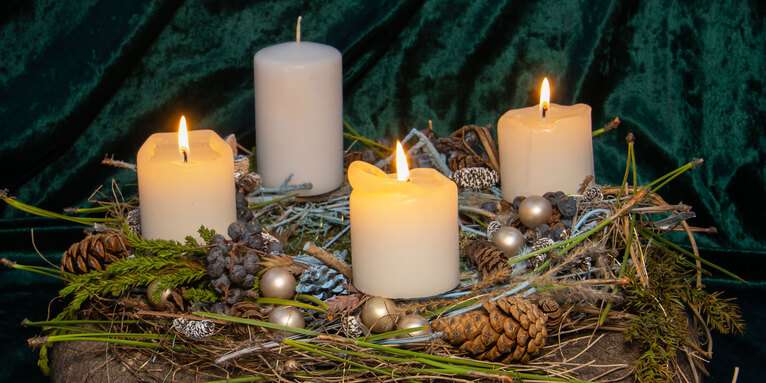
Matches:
[[102, 155, 137, 171], [303, 242, 352, 280]]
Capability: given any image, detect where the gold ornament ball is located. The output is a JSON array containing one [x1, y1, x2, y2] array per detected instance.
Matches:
[[260, 267, 296, 299], [491, 226, 525, 257], [146, 280, 173, 309], [269, 306, 305, 335], [519, 195, 553, 228], [361, 297, 399, 333], [396, 314, 432, 338]]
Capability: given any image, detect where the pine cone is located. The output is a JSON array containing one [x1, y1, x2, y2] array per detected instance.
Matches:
[[536, 298, 563, 331], [296, 265, 347, 300], [433, 296, 547, 363], [450, 167, 499, 190], [528, 238, 555, 270], [464, 239, 510, 280], [448, 153, 485, 171], [61, 232, 130, 274], [432, 136, 465, 154]]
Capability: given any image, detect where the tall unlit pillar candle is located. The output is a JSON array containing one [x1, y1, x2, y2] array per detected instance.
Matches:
[[254, 22, 343, 196]]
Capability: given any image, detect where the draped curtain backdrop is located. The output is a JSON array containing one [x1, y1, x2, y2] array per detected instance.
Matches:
[[0, 1, 763, 381]]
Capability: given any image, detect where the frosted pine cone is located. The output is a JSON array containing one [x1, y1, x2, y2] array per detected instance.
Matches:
[[450, 167, 499, 190]]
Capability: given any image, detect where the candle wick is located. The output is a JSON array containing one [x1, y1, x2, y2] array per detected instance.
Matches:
[[541, 103, 549, 118], [296, 16, 302, 44], [182, 150, 188, 164]]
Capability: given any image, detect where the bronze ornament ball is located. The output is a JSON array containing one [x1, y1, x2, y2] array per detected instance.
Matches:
[[260, 267, 296, 299], [146, 280, 173, 309], [268, 306, 306, 335], [361, 297, 399, 333], [396, 314, 432, 338], [491, 226, 525, 257], [518, 195, 553, 228]]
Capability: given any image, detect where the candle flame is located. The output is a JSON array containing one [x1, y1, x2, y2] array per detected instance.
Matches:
[[395, 141, 410, 181], [540, 77, 550, 117], [178, 116, 190, 163]]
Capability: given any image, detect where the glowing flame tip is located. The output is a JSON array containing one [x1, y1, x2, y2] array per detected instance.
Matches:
[[540, 78, 550, 116], [395, 141, 410, 181], [178, 116, 190, 162]]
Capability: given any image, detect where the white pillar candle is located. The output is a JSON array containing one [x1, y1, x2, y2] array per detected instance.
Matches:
[[497, 78, 594, 200], [137, 117, 236, 241], [349, 143, 459, 299], [254, 18, 343, 196]]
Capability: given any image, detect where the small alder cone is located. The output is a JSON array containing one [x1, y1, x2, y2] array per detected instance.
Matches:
[[61, 232, 131, 274], [536, 298, 563, 331], [464, 239, 510, 280], [433, 296, 548, 363], [447, 153, 485, 171]]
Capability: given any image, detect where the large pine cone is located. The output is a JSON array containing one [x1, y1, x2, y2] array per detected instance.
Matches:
[[61, 232, 130, 274], [433, 296, 547, 363], [465, 239, 510, 280]]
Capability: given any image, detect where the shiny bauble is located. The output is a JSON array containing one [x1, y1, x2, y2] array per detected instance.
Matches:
[[260, 267, 296, 299], [146, 280, 173, 309], [491, 226, 525, 257], [361, 297, 399, 333], [396, 314, 432, 338], [518, 195, 553, 228], [268, 306, 305, 336]]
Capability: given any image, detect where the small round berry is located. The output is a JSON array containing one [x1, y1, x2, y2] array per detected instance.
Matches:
[[210, 234, 226, 245], [230, 265, 247, 285], [211, 274, 230, 294], [245, 220, 262, 234], [242, 274, 255, 289], [228, 221, 247, 241]]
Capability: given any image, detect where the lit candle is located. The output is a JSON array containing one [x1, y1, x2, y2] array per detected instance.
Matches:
[[349, 143, 459, 298], [254, 16, 343, 196], [137, 116, 236, 241], [497, 78, 594, 200]]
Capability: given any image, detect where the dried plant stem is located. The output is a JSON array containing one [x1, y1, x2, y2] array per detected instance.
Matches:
[[591, 117, 621, 137], [101, 155, 137, 171], [1, 190, 123, 226]]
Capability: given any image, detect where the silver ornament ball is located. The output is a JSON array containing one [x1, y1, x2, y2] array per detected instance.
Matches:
[[269, 306, 306, 336], [146, 280, 173, 309], [491, 226, 525, 257], [260, 267, 296, 299], [396, 314, 432, 338], [361, 297, 399, 333], [518, 195, 553, 228]]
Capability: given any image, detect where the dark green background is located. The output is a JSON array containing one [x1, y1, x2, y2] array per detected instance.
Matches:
[[0, 1, 763, 381]]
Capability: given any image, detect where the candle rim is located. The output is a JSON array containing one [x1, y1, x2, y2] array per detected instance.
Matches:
[[254, 41, 341, 66], [348, 161, 455, 195]]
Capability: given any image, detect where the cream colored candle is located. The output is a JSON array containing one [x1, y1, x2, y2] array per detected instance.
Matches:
[[137, 117, 236, 241], [254, 17, 343, 196], [349, 144, 459, 298], [497, 78, 594, 200]]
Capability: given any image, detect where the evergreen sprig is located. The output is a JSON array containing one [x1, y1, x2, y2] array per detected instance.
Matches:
[[624, 247, 744, 381], [122, 224, 205, 258], [183, 287, 219, 303]]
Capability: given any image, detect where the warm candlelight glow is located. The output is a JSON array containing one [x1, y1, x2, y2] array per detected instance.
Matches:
[[178, 116, 190, 162], [395, 141, 410, 181], [540, 77, 550, 117]]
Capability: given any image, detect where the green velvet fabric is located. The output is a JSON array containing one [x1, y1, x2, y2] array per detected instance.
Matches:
[[0, 1, 763, 381]]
